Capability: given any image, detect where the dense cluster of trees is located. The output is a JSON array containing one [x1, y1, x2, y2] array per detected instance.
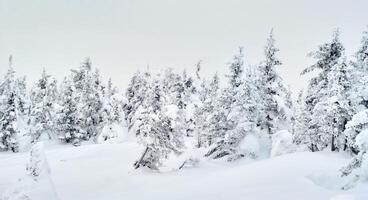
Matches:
[[0, 58, 124, 152], [126, 31, 293, 169], [1, 29, 368, 186], [124, 28, 368, 176]]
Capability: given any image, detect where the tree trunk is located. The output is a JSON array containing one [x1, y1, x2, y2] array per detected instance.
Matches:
[[134, 146, 149, 169], [331, 136, 336, 152]]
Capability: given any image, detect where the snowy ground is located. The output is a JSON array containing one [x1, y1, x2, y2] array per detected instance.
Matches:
[[1, 141, 367, 200]]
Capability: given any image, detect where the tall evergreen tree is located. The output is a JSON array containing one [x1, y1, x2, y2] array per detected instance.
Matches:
[[134, 76, 184, 170], [57, 78, 84, 146], [301, 30, 348, 151], [0, 66, 20, 152], [29, 69, 58, 143], [259, 30, 292, 135]]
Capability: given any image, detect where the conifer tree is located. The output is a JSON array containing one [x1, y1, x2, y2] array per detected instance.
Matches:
[[29, 69, 58, 143], [57, 78, 84, 146], [259, 30, 292, 135], [0, 66, 20, 152], [301, 30, 348, 151]]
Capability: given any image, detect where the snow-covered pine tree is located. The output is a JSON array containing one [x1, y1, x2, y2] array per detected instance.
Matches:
[[15, 76, 28, 116], [29, 69, 58, 143], [67, 59, 105, 140], [343, 28, 368, 153], [341, 121, 368, 189], [205, 48, 246, 159], [349, 27, 368, 111], [258, 30, 292, 135], [102, 78, 124, 125], [327, 59, 352, 151], [194, 73, 220, 148], [0, 66, 20, 152], [301, 30, 348, 151], [293, 90, 309, 145], [181, 68, 197, 138], [124, 70, 151, 130], [134, 76, 184, 170], [97, 78, 125, 142], [206, 65, 264, 161], [82, 68, 104, 139], [56, 78, 84, 146]]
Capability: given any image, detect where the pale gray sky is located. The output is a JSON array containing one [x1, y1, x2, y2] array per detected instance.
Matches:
[[0, 0, 367, 93]]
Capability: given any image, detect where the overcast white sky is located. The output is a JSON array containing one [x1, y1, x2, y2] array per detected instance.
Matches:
[[0, 0, 367, 93]]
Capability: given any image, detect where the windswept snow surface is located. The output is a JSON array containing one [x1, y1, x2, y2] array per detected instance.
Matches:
[[0, 142, 367, 200]]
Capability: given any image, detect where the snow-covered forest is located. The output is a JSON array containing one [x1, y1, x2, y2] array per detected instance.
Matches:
[[1, 29, 368, 199]]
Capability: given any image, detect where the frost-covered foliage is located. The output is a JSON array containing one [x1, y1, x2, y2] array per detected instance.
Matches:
[[29, 69, 58, 143], [0, 66, 22, 152], [124, 70, 151, 129], [55, 59, 122, 146], [344, 110, 368, 154], [258, 30, 293, 135], [342, 28, 368, 154], [194, 73, 220, 148], [56, 78, 84, 146], [341, 130, 368, 189], [299, 30, 351, 152], [132, 74, 185, 170], [70, 59, 104, 140]]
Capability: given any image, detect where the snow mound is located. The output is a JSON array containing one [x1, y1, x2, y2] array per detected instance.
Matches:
[[1, 142, 59, 200], [96, 124, 128, 144], [271, 130, 295, 157]]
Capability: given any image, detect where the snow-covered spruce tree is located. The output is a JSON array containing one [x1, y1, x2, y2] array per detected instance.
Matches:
[[134, 76, 184, 170], [0, 66, 20, 152], [301, 30, 350, 151], [15, 76, 28, 117], [344, 28, 368, 152], [344, 109, 368, 155], [293, 90, 309, 145], [194, 73, 220, 148], [29, 69, 58, 143], [205, 47, 247, 160], [349, 28, 368, 110], [124, 70, 151, 130], [56, 78, 84, 146], [70, 59, 104, 140], [181, 68, 198, 138], [102, 78, 124, 125], [206, 65, 265, 161], [97, 78, 125, 142], [82, 68, 104, 139], [341, 127, 368, 190], [258, 30, 292, 135], [206, 48, 244, 148]]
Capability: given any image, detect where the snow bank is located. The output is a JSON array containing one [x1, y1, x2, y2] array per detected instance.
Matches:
[[271, 130, 295, 157], [1, 142, 59, 200], [1, 141, 365, 200], [96, 124, 128, 144]]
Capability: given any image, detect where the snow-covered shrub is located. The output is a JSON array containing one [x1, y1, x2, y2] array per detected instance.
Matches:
[[271, 130, 295, 157], [341, 130, 368, 189]]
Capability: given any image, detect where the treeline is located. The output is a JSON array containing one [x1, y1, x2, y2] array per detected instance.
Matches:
[[0, 58, 124, 152], [1, 29, 368, 183], [125, 28, 368, 177]]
